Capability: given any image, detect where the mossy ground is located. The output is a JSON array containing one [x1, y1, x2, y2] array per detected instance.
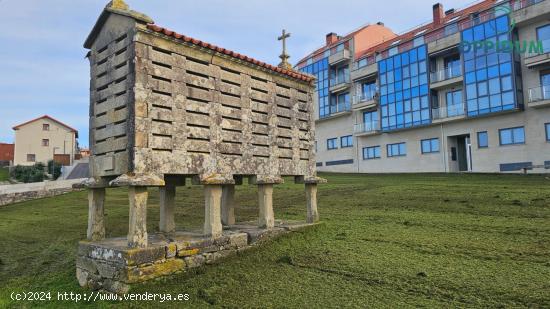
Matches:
[[0, 173, 549, 308]]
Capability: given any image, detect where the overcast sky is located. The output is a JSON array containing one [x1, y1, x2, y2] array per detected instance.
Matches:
[[0, 0, 467, 147]]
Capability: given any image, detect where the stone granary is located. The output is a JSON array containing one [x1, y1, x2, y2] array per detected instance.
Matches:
[[76, 0, 324, 292]]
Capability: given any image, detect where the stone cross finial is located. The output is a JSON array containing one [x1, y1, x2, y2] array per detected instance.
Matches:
[[278, 29, 292, 70], [108, 0, 129, 10]]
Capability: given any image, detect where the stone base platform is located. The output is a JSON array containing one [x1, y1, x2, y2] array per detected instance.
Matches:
[[76, 220, 316, 293]]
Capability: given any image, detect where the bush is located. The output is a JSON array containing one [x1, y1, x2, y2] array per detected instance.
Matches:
[[11, 164, 46, 183], [47, 160, 62, 180]]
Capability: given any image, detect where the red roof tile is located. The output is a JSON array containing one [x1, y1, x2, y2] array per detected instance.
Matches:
[[146, 24, 314, 83], [354, 0, 496, 61]]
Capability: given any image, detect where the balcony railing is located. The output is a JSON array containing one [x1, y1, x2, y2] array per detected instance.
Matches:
[[432, 103, 466, 120], [354, 121, 380, 134], [352, 91, 378, 105], [329, 75, 350, 87], [524, 39, 550, 58], [430, 66, 462, 83], [528, 85, 550, 102], [329, 102, 351, 115]]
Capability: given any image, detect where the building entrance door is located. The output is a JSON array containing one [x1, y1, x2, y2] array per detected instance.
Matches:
[[456, 135, 472, 172]]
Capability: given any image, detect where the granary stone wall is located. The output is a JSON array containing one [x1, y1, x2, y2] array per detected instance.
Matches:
[[87, 14, 316, 180]]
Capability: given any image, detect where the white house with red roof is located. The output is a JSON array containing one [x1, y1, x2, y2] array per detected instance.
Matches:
[[12, 115, 79, 166]]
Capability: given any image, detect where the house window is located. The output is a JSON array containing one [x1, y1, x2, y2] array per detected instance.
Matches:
[[331, 65, 349, 85], [477, 131, 488, 148], [42, 139, 49, 146], [445, 89, 464, 117], [536, 24, 550, 53], [421, 138, 439, 154], [499, 127, 525, 145], [387, 142, 406, 157], [361, 81, 377, 100], [363, 146, 381, 160], [545, 123, 550, 142], [330, 92, 350, 114], [27, 154, 36, 162], [444, 55, 461, 79], [327, 138, 338, 150], [340, 135, 353, 148], [43, 124, 50, 131], [540, 70, 550, 101]]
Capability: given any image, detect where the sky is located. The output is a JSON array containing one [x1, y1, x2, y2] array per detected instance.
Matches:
[[0, 0, 468, 148]]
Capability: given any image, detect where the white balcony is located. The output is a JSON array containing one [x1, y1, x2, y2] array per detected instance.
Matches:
[[353, 121, 380, 136], [527, 85, 550, 108], [430, 66, 462, 89], [432, 103, 466, 123], [329, 49, 351, 66], [524, 39, 550, 68], [352, 91, 378, 110], [329, 76, 350, 93]]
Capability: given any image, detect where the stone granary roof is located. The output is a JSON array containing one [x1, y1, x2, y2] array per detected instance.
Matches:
[[146, 24, 314, 83], [84, 0, 314, 84]]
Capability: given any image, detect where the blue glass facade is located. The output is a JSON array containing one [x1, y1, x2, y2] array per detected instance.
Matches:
[[378, 45, 430, 131], [462, 15, 517, 116], [299, 57, 330, 118]]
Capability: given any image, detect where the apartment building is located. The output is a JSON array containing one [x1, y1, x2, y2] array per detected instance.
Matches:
[[12, 115, 78, 166], [296, 0, 550, 173]]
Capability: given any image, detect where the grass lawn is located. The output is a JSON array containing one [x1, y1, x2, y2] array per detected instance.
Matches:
[[0, 168, 9, 181], [0, 173, 549, 308]]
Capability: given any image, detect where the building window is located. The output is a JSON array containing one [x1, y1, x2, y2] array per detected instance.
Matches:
[[421, 138, 439, 154], [42, 139, 49, 146], [462, 15, 516, 116], [299, 58, 329, 118], [363, 146, 381, 160], [361, 81, 377, 100], [539, 70, 550, 101], [536, 24, 550, 53], [387, 142, 406, 157], [499, 127, 525, 145], [445, 89, 464, 117], [327, 138, 338, 150], [27, 154, 36, 162], [330, 92, 350, 114], [545, 123, 550, 142], [378, 44, 429, 131], [444, 55, 461, 79], [340, 135, 353, 148], [43, 124, 50, 131], [477, 131, 488, 148], [331, 65, 350, 85]]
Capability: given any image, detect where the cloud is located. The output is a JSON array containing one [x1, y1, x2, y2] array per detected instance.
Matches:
[[0, 0, 468, 147]]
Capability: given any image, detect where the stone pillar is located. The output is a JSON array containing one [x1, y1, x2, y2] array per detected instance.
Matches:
[[305, 183, 319, 223], [204, 185, 223, 238], [128, 187, 149, 248], [258, 184, 274, 229], [221, 184, 235, 226], [87, 188, 105, 241], [159, 185, 176, 234]]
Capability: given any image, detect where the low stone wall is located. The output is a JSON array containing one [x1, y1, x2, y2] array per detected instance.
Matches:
[[76, 221, 316, 293], [0, 178, 85, 206]]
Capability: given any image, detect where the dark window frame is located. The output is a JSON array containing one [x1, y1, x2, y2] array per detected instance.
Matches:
[[545, 123, 550, 142], [42, 139, 49, 147], [340, 135, 353, 148], [477, 131, 489, 148], [499, 126, 526, 146], [42, 124, 50, 131], [363, 145, 381, 160], [327, 138, 338, 150], [386, 142, 407, 157], [420, 138, 440, 154]]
